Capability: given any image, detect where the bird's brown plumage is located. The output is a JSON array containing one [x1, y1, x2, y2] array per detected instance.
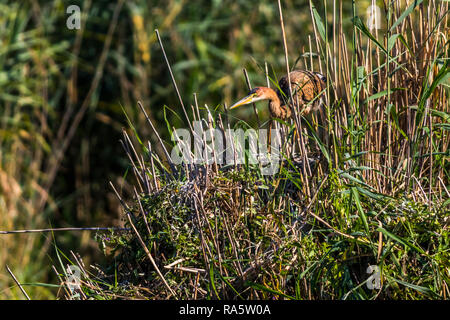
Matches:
[[277, 70, 326, 118]]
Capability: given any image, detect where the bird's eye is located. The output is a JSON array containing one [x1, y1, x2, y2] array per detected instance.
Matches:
[[315, 73, 327, 83]]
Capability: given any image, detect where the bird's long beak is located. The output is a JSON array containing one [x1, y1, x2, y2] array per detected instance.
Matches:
[[229, 93, 256, 110]]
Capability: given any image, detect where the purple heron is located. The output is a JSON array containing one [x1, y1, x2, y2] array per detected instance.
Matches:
[[229, 70, 326, 120], [229, 70, 327, 154]]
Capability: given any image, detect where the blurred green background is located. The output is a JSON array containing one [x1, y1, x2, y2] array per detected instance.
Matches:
[[0, 0, 372, 298]]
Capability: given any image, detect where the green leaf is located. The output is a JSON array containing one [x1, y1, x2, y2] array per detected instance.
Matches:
[[351, 187, 370, 236], [21, 282, 61, 288], [364, 88, 406, 104], [410, 106, 450, 122], [442, 198, 450, 207], [209, 264, 221, 300], [339, 171, 374, 190], [390, 0, 423, 31], [387, 103, 408, 139], [388, 34, 401, 52], [376, 227, 425, 254], [310, 1, 326, 42], [353, 16, 387, 54], [417, 60, 450, 125], [386, 276, 438, 298], [387, 33, 413, 55], [216, 271, 244, 299], [245, 281, 296, 300], [356, 186, 389, 201]]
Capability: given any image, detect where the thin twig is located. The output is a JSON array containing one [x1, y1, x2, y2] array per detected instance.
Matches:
[[138, 101, 177, 177], [277, 0, 293, 105], [242, 68, 261, 128], [6, 265, 31, 300], [0, 227, 129, 235], [155, 29, 194, 134]]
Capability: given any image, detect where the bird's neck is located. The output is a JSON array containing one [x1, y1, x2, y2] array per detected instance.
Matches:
[[265, 88, 291, 119]]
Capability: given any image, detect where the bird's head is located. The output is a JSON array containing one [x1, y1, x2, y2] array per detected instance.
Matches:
[[229, 87, 271, 110]]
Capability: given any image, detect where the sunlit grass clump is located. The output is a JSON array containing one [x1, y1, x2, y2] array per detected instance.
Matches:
[[79, 167, 447, 299]]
